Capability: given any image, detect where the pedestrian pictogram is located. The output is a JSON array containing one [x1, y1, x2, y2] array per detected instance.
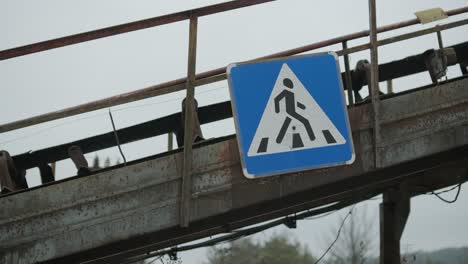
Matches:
[[248, 63, 346, 157], [227, 53, 354, 178]]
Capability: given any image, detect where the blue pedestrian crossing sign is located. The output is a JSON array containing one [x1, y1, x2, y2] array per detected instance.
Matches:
[[227, 53, 354, 178]]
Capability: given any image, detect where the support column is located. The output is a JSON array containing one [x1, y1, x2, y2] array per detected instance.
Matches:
[[380, 185, 410, 264]]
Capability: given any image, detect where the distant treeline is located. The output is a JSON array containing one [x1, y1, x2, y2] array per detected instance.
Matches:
[[368, 247, 468, 264]]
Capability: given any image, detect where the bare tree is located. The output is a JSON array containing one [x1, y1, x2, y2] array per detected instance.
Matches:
[[324, 205, 375, 264], [205, 234, 315, 264]]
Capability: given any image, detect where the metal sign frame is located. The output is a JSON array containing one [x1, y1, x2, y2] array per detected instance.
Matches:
[[227, 52, 355, 178]]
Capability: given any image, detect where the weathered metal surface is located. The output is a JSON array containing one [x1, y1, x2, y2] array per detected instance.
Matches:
[[1, 78, 468, 263]]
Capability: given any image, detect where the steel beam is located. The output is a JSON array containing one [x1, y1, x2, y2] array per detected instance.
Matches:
[[1, 78, 468, 263]]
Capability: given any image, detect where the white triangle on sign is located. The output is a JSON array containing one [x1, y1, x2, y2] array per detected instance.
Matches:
[[247, 63, 346, 157]]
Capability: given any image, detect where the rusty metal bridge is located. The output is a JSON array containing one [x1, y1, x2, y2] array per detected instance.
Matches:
[[1, 1, 468, 263]]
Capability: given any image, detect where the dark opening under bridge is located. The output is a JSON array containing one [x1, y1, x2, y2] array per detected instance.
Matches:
[[1, 1, 468, 264]]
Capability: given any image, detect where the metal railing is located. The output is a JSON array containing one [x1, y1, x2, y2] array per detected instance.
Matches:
[[0, 4, 467, 133]]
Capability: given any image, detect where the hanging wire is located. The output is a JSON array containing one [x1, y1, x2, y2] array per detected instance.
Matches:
[[108, 109, 127, 166], [112, 85, 226, 113], [115, 193, 387, 264], [433, 183, 461, 195], [0, 111, 107, 146], [304, 210, 336, 220], [117, 196, 368, 264], [313, 205, 356, 264], [430, 183, 462, 204]]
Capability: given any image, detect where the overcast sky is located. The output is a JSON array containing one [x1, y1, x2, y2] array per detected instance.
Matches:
[[1, 0, 467, 263]]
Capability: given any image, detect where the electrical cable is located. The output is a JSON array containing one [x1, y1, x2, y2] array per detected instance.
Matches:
[[304, 210, 336, 220], [431, 183, 462, 204], [0, 112, 107, 146], [112, 85, 226, 113], [433, 183, 461, 195], [127, 183, 461, 264], [304, 195, 379, 220], [118, 197, 364, 264], [313, 205, 356, 264], [118, 193, 383, 264]]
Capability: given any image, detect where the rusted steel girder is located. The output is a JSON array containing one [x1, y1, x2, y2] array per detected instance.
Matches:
[[1, 78, 468, 263]]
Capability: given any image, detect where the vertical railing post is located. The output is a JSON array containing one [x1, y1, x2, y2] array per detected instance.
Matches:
[[180, 15, 198, 228], [387, 79, 393, 95], [368, 0, 382, 169], [436, 26, 444, 50], [51, 162, 56, 177], [342, 41, 354, 107], [436, 27, 448, 81]]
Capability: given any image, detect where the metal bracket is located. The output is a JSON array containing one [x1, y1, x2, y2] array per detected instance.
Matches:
[[0, 150, 27, 193], [38, 163, 55, 184], [68, 145, 91, 176], [176, 98, 204, 147], [423, 49, 448, 83], [352, 59, 370, 103]]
